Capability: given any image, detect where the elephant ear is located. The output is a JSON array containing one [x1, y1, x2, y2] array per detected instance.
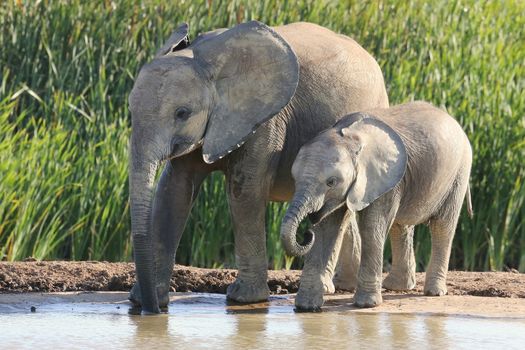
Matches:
[[193, 20, 299, 163], [342, 116, 407, 211], [191, 28, 228, 46], [156, 23, 190, 57]]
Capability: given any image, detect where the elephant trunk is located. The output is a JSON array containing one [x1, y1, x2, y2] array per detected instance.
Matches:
[[280, 190, 316, 257], [129, 135, 160, 314]]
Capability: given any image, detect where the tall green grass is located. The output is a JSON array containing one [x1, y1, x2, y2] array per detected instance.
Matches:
[[0, 0, 523, 271]]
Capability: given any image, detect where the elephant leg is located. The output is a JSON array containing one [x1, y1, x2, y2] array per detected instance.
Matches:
[[129, 156, 207, 310], [295, 207, 347, 311], [383, 224, 416, 291], [354, 196, 398, 308], [424, 219, 454, 296], [225, 186, 270, 303], [424, 182, 465, 296], [333, 210, 361, 292]]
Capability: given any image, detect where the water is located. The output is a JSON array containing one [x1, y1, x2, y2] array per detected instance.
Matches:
[[1, 293, 524, 349]]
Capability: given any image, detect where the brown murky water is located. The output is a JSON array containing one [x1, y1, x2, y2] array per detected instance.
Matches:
[[1, 293, 524, 349]]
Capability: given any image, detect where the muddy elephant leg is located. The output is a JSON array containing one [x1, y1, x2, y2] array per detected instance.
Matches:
[[295, 207, 348, 311], [383, 224, 416, 291], [129, 155, 207, 310], [333, 210, 361, 292]]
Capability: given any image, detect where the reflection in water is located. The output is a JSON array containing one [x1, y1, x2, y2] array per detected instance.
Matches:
[[389, 314, 417, 348], [1, 293, 525, 349], [130, 314, 172, 347], [232, 315, 267, 347], [354, 313, 382, 345], [424, 315, 449, 349]]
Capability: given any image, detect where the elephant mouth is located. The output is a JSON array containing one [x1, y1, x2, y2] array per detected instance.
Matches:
[[309, 210, 324, 225], [309, 201, 345, 225], [165, 138, 203, 161]]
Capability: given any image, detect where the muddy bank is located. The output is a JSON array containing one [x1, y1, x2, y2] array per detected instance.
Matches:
[[0, 261, 524, 298]]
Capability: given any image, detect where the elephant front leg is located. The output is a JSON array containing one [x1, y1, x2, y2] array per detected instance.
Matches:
[[296, 207, 347, 311], [354, 199, 396, 308], [129, 158, 206, 311], [226, 194, 270, 303], [333, 210, 361, 292], [383, 225, 416, 291]]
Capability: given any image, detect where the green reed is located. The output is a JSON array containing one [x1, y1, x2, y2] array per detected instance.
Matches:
[[0, 0, 523, 272]]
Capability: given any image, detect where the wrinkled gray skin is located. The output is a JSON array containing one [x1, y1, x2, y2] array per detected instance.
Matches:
[[282, 102, 473, 310], [128, 20, 389, 314]]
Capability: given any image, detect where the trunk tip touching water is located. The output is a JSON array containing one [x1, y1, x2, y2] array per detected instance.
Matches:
[[129, 139, 161, 315], [133, 233, 161, 314]]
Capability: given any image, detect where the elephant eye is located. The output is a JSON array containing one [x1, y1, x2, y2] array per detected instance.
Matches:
[[174, 107, 191, 120], [326, 177, 338, 188]]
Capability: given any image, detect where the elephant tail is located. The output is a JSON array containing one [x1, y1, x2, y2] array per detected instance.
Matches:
[[465, 183, 473, 219]]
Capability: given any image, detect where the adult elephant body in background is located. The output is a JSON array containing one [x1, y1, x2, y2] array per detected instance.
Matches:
[[128, 20, 389, 313]]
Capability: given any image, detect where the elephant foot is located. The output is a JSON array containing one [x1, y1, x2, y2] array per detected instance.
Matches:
[[424, 279, 448, 296], [128, 284, 141, 306], [353, 289, 382, 308], [295, 286, 324, 312], [383, 271, 416, 291], [226, 277, 270, 303], [321, 274, 335, 294], [128, 282, 170, 312], [333, 272, 357, 292]]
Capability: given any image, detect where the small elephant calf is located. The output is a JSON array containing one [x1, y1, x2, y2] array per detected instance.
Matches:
[[281, 101, 472, 310]]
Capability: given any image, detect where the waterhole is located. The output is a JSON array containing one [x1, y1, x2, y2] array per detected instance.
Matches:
[[1, 293, 524, 349]]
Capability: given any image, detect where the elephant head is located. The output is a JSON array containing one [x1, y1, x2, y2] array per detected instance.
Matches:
[[281, 114, 407, 257], [128, 21, 299, 313]]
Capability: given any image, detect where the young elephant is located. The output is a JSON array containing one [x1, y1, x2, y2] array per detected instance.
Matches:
[[281, 101, 472, 310]]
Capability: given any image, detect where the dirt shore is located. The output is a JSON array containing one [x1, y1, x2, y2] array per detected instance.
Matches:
[[1, 261, 524, 298]]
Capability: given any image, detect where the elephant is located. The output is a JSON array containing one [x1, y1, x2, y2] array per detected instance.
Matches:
[[281, 101, 473, 310], [127, 20, 389, 314]]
